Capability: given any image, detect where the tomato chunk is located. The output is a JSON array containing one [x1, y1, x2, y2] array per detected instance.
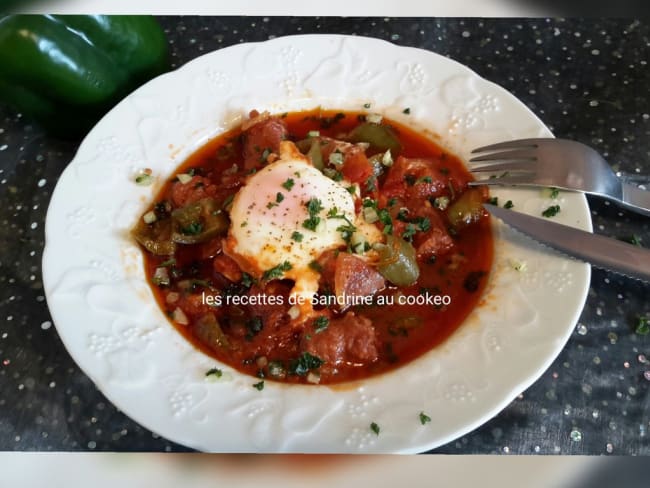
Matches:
[[334, 253, 385, 310], [213, 254, 243, 282], [171, 176, 218, 207], [242, 110, 288, 169], [383, 156, 448, 201], [302, 312, 378, 369]]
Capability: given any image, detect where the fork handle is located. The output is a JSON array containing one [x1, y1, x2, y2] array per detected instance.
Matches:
[[620, 183, 650, 217]]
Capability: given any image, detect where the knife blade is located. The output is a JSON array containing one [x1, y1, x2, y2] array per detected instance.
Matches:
[[484, 204, 650, 282]]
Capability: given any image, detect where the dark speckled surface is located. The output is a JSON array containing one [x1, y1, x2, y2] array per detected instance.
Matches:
[[0, 17, 649, 453]]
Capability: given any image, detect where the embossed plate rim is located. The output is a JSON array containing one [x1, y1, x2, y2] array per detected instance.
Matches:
[[42, 34, 591, 453]]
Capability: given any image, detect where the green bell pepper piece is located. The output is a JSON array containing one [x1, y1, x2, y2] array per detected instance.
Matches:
[[0, 15, 169, 137]]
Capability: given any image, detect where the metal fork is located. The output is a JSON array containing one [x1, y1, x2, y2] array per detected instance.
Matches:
[[468, 138, 650, 217]]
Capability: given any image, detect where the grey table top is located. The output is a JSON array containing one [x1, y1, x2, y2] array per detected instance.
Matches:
[[0, 16, 648, 453]]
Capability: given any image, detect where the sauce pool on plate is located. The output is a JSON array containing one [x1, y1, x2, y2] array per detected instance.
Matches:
[[132, 109, 493, 384]]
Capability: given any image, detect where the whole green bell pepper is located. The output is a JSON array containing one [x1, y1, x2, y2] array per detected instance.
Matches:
[[0, 15, 169, 137]]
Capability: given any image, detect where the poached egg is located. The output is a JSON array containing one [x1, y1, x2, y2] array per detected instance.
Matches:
[[224, 140, 381, 317]]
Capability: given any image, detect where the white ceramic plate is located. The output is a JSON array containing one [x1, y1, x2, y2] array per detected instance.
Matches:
[[43, 34, 591, 453]]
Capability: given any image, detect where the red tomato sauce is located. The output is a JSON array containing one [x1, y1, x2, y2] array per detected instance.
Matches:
[[135, 109, 493, 385]]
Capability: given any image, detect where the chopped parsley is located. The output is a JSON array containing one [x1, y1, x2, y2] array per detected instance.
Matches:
[[396, 208, 409, 222], [488, 197, 499, 205], [413, 216, 431, 232], [266, 202, 278, 209], [402, 223, 418, 241], [241, 272, 255, 288], [542, 205, 561, 218], [549, 187, 560, 199], [387, 197, 397, 207], [303, 215, 321, 231], [363, 102, 371, 109], [363, 198, 378, 209], [260, 148, 271, 162], [288, 352, 324, 376], [291, 231, 304, 242], [276, 192, 285, 203], [419, 412, 432, 425], [308, 260, 323, 273], [403, 107, 411, 114], [404, 174, 417, 186], [262, 261, 292, 280], [416, 176, 432, 184], [245, 317, 263, 341], [378, 208, 393, 235], [205, 368, 223, 378], [401, 215, 430, 241], [323, 168, 344, 181], [504, 200, 514, 209], [253, 380, 265, 391], [370, 422, 380, 435], [337, 222, 357, 243], [303, 198, 324, 231], [282, 178, 295, 191], [314, 316, 329, 333], [307, 198, 324, 216], [181, 222, 203, 235], [635, 316, 649, 336], [327, 208, 357, 244]]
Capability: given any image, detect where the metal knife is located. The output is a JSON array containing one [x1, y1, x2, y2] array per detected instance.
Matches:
[[484, 204, 650, 282]]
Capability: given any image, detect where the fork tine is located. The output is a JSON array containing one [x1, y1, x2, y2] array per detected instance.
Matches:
[[468, 174, 538, 186], [470, 161, 536, 173], [469, 148, 537, 163], [471, 138, 547, 154]]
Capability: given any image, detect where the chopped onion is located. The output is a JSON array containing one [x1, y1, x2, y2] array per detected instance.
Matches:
[[143, 211, 157, 224], [224, 164, 239, 175], [135, 173, 153, 186], [381, 149, 393, 167], [256, 356, 268, 368], [287, 305, 300, 320], [363, 207, 379, 224], [366, 113, 383, 124], [165, 292, 180, 304], [328, 151, 344, 166], [152, 267, 170, 286], [510, 259, 527, 272], [433, 196, 450, 211], [176, 173, 193, 184], [306, 372, 321, 384], [172, 307, 189, 325], [267, 361, 286, 379]]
